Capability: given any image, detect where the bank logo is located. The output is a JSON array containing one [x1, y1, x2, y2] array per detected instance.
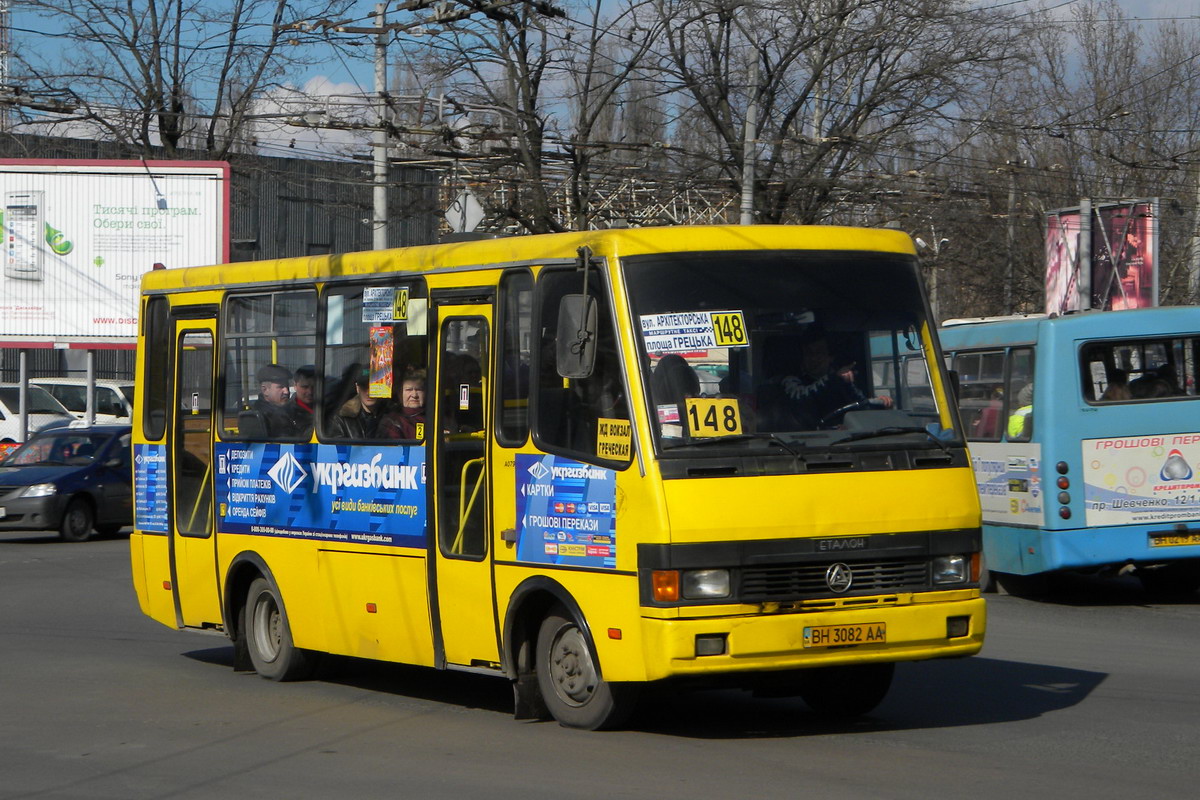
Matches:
[[825, 562, 854, 593], [527, 461, 551, 480], [267, 451, 308, 494], [1160, 448, 1193, 482]]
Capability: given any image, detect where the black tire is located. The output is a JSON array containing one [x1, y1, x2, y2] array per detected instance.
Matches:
[[797, 662, 895, 719], [993, 570, 1052, 598], [1138, 562, 1200, 598], [244, 577, 314, 681], [58, 498, 94, 542], [979, 554, 998, 594], [535, 608, 638, 730]]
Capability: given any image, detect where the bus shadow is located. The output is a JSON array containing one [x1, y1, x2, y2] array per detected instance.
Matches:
[[185, 647, 1101, 738], [997, 571, 1200, 607], [182, 647, 513, 715], [629, 657, 1105, 739]]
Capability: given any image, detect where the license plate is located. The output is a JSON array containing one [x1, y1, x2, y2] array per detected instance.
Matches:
[[803, 622, 886, 648], [1149, 533, 1200, 548]]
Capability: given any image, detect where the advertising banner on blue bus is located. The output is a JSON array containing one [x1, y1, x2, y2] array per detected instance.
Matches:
[[215, 442, 427, 547], [969, 442, 1044, 526], [1084, 433, 1200, 526], [515, 454, 617, 569]]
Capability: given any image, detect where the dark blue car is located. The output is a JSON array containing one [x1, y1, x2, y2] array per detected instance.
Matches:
[[0, 424, 132, 542]]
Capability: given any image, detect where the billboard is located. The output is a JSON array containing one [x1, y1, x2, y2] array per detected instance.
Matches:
[[1045, 209, 1082, 316], [0, 160, 229, 341], [1045, 199, 1158, 315]]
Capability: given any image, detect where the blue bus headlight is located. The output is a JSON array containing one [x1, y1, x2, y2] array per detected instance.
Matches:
[[932, 555, 967, 585], [682, 569, 731, 599]]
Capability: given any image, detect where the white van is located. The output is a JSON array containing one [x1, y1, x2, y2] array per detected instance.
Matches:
[[31, 379, 135, 424], [0, 384, 74, 443]]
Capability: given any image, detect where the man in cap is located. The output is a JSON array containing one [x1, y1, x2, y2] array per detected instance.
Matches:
[[254, 363, 300, 437]]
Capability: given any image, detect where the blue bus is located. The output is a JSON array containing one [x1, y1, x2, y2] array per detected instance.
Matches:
[[937, 307, 1200, 594]]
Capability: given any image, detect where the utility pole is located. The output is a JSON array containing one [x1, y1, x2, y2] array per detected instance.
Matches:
[[0, 0, 10, 132], [1003, 159, 1018, 314], [1078, 197, 1092, 310], [739, 60, 758, 226], [373, 3, 389, 250], [1189, 167, 1200, 303]]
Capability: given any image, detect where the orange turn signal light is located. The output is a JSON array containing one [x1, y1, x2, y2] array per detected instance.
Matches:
[[652, 570, 680, 602]]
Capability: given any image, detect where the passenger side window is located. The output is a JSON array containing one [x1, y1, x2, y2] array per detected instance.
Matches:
[[143, 296, 170, 440], [533, 268, 631, 466], [319, 282, 429, 442], [1081, 337, 1199, 403], [497, 270, 533, 445], [953, 350, 1006, 442], [223, 290, 317, 441], [1006, 347, 1034, 442]]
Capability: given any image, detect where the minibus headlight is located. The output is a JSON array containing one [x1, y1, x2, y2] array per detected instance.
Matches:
[[932, 555, 967, 585], [682, 569, 731, 599], [19, 483, 57, 498]]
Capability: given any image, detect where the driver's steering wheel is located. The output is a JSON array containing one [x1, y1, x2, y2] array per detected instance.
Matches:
[[817, 399, 872, 429]]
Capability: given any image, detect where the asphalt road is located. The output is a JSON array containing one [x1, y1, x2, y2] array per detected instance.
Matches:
[[2, 531, 1198, 800]]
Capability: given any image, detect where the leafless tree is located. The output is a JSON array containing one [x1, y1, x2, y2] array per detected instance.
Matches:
[[12, 0, 357, 158], [645, 0, 1018, 224]]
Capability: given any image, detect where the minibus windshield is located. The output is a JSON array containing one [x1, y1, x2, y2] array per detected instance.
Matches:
[[622, 250, 949, 453]]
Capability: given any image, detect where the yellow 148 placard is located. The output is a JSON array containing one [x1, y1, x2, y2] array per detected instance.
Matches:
[[710, 311, 748, 347], [684, 397, 743, 437]]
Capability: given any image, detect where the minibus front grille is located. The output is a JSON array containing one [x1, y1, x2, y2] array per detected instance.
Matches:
[[739, 558, 930, 601]]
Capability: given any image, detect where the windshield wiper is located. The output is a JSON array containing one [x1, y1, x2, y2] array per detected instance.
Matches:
[[666, 432, 805, 457], [832, 426, 952, 454]]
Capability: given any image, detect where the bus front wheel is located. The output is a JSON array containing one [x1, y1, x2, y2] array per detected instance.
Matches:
[[244, 577, 314, 681], [535, 608, 638, 730], [797, 662, 894, 718]]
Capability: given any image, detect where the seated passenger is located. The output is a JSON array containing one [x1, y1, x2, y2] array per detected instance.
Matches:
[[330, 369, 391, 438], [254, 364, 301, 437], [1007, 383, 1034, 439], [289, 365, 316, 434], [1100, 369, 1131, 402], [381, 369, 427, 440]]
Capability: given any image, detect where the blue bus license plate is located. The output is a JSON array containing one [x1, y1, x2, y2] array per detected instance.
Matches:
[[1149, 532, 1200, 547], [803, 622, 886, 648]]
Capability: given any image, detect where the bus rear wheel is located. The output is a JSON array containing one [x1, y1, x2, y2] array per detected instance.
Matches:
[[535, 608, 638, 730], [1138, 562, 1200, 598], [244, 577, 314, 681], [797, 662, 894, 719]]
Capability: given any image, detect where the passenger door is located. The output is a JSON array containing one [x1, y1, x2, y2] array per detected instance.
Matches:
[[431, 300, 499, 668], [169, 322, 222, 627]]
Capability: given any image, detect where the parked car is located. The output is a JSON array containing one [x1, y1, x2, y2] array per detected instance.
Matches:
[[0, 384, 75, 444], [0, 423, 133, 542], [31, 378, 135, 424]]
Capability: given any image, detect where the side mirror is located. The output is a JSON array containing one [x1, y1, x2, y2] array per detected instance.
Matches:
[[556, 294, 598, 379]]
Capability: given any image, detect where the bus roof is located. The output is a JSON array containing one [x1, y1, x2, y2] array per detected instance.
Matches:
[[141, 224, 918, 293], [939, 306, 1200, 349]]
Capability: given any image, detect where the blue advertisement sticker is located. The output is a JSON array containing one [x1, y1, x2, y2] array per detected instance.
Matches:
[[215, 442, 428, 547], [133, 443, 169, 533], [515, 454, 617, 569]]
